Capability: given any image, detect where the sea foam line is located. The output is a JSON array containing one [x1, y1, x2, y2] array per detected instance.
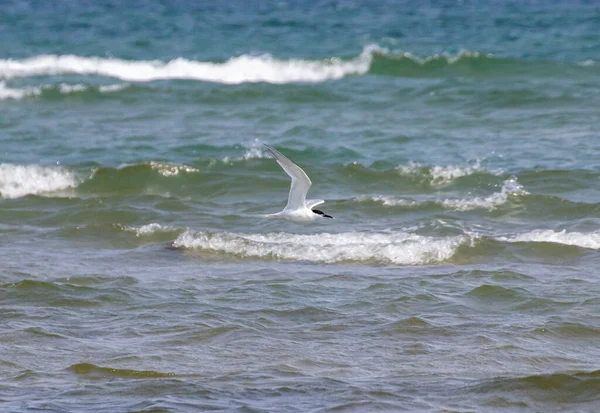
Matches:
[[125, 223, 179, 237], [0, 164, 79, 199], [148, 161, 199, 177], [440, 178, 527, 211], [499, 229, 600, 250], [0, 81, 127, 100], [0, 47, 494, 84], [173, 230, 468, 265], [395, 161, 501, 186], [219, 140, 269, 164], [0, 47, 379, 84], [364, 178, 527, 211]]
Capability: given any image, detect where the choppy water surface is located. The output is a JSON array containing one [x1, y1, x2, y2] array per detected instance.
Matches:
[[2, 1, 600, 412]]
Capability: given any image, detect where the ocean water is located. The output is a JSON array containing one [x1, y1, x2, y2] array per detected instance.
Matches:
[[2, 1, 600, 411]]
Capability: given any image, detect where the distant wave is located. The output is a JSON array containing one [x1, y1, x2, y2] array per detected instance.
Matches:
[[0, 164, 79, 199], [71, 363, 176, 378], [0, 46, 533, 85], [499, 229, 600, 250], [441, 178, 527, 211], [0, 161, 201, 199], [395, 161, 502, 186], [146, 161, 199, 177], [0, 81, 127, 100], [219, 141, 269, 164], [473, 369, 600, 399], [125, 223, 180, 237], [579, 59, 595, 67], [362, 178, 527, 211], [362, 196, 419, 207], [173, 230, 469, 265], [0, 48, 377, 84]]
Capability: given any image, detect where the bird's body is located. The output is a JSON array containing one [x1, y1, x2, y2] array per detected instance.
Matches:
[[263, 144, 333, 222]]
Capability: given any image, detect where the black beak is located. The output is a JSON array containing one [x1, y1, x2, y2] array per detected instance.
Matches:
[[312, 209, 334, 219]]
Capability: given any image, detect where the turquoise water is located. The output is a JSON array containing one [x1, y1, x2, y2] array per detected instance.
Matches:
[[2, 1, 600, 411]]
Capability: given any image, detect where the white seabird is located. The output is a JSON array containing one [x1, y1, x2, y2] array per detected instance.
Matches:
[[264, 144, 333, 222]]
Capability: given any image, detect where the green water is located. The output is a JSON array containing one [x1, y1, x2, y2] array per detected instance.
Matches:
[[2, 1, 600, 411]]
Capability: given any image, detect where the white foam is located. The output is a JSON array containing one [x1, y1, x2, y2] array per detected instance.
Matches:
[[57, 83, 87, 93], [395, 162, 423, 176], [0, 81, 41, 100], [360, 178, 526, 211], [361, 195, 418, 207], [430, 165, 478, 185], [220, 140, 269, 164], [499, 230, 600, 250], [398, 50, 493, 65], [242, 146, 267, 160], [441, 178, 527, 211], [0, 47, 497, 85], [0, 81, 128, 100], [0, 47, 379, 84], [98, 83, 128, 92], [0, 164, 79, 199], [395, 160, 499, 186], [173, 230, 468, 265], [148, 161, 198, 177], [126, 223, 178, 237]]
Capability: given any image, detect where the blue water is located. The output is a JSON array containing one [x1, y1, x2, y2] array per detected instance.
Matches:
[[2, 1, 600, 412]]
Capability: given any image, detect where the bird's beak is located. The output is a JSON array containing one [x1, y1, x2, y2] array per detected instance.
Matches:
[[324, 214, 334, 219]]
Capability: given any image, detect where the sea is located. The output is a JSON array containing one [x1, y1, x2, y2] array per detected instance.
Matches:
[[1, 1, 600, 412]]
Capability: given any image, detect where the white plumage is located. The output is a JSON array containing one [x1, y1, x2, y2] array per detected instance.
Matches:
[[263, 144, 333, 222]]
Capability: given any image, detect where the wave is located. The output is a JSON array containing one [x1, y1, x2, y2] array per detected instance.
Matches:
[[1, 46, 578, 85], [0, 164, 79, 199], [472, 370, 600, 403], [0, 81, 36, 100], [125, 223, 180, 237], [173, 230, 469, 265], [499, 229, 600, 250], [80, 162, 200, 195], [579, 60, 595, 67], [362, 196, 419, 207], [0, 48, 376, 84], [146, 161, 199, 177], [70, 363, 176, 378], [395, 161, 502, 187], [0, 81, 128, 100], [362, 178, 527, 211], [219, 140, 269, 164], [172, 227, 600, 265], [441, 178, 528, 211]]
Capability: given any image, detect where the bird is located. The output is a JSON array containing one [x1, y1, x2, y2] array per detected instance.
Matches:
[[263, 143, 333, 222]]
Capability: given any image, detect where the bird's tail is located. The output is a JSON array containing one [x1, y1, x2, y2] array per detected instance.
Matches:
[[263, 213, 282, 219]]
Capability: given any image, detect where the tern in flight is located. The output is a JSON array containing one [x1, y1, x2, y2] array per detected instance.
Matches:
[[263, 144, 333, 222]]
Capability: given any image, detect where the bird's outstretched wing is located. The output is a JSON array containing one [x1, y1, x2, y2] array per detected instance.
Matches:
[[264, 144, 312, 211], [306, 199, 324, 209]]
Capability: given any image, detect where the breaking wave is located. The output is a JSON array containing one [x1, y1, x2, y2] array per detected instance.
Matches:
[[0, 48, 377, 84], [125, 223, 180, 238], [441, 178, 527, 211], [395, 161, 501, 186], [173, 230, 469, 265], [219, 140, 269, 164], [362, 178, 527, 211], [0, 81, 127, 100], [0, 46, 540, 85], [499, 229, 600, 250], [0, 164, 79, 199], [147, 161, 199, 177]]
